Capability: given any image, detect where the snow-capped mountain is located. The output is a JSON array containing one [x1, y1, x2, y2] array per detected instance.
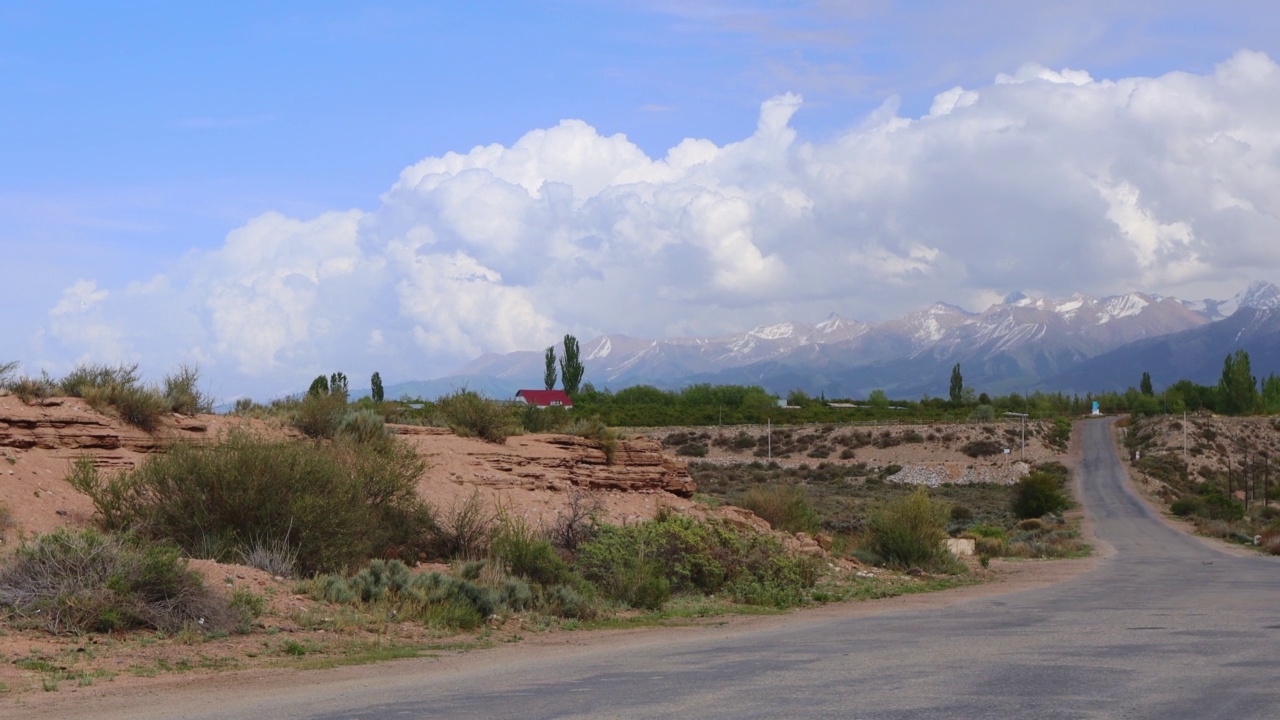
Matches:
[[447, 282, 1278, 398], [1179, 281, 1280, 321]]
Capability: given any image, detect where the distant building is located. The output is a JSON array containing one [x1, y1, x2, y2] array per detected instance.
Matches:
[[515, 389, 574, 409]]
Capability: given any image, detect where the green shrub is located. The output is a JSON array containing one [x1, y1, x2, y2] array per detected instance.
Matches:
[[567, 416, 619, 464], [436, 390, 519, 443], [949, 504, 974, 521], [292, 392, 348, 439], [162, 364, 213, 415], [1046, 418, 1072, 451], [5, 372, 57, 403], [83, 383, 168, 432], [491, 517, 574, 587], [0, 528, 234, 635], [960, 439, 1004, 458], [574, 513, 821, 610], [59, 363, 140, 397], [865, 488, 951, 570], [1011, 471, 1070, 519], [520, 404, 572, 433], [676, 443, 708, 457], [737, 484, 820, 534], [66, 432, 432, 574], [336, 408, 390, 445], [966, 524, 1007, 539], [1170, 496, 1201, 517]]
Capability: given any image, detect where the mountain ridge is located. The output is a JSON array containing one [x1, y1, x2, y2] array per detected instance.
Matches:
[[442, 281, 1280, 399]]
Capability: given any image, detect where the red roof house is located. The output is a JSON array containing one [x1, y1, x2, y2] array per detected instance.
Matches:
[[515, 389, 574, 408]]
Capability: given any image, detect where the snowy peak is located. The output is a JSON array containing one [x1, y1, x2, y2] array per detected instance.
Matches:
[[1182, 280, 1280, 321], [1237, 280, 1280, 311]]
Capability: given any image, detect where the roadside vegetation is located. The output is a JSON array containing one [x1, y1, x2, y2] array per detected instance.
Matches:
[[692, 459, 1086, 567], [1123, 415, 1280, 554], [0, 358, 1082, 694]]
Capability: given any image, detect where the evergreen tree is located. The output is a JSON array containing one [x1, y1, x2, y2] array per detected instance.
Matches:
[[949, 364, 964, 405], [543, 346, 558, 391], [559, 335, 585, 395], [1217, 350, 1258, 415], [370, 372, 384, 403], [1140, 371, 1153, 396]]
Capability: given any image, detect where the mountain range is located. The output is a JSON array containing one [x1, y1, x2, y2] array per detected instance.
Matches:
[[388, 281, 1280, 401]]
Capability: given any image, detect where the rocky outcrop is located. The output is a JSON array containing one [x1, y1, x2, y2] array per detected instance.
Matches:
[[391, 426, 696, 498], [0, 397, 211, 456]]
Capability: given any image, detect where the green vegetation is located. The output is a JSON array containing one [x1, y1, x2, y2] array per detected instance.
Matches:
[[575, 512, 825, 609], [544, 345, 557, 391], [1124, 415, 1280, 552], [865, 489, 954, 571], [1011, 468, 1070, 519], [434, 389, 521, 443], [0, 362, 212, 431], [737, 484, 821, 534], [559, 334, 585, 395], [0, 528, 234, 635], [370, 371, 385, 403], [65, 431, 433, 575]]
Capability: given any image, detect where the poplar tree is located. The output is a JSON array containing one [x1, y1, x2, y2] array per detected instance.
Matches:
[[544, 346, 558, 391], [559, 335, 585, 395]]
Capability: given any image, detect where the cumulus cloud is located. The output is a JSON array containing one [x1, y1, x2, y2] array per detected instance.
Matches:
[[39, 51, 1280, 396]]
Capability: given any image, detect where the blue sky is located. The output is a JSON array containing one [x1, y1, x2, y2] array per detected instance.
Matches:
[[3, 1, 1280, 400]]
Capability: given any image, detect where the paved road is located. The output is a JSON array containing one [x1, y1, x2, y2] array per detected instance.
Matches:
[[30, 419, 1280, 719]]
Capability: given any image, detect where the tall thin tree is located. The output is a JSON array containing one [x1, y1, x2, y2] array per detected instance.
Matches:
[[559, 334, 585, 395], [949, 364, 964, 405], [543, 346, 558, 391], [370, 371, 385, 403]]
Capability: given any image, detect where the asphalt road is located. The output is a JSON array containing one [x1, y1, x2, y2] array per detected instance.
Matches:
[[29, 418, 1280, 719]]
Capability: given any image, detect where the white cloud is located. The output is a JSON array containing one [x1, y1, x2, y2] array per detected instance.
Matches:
[[37, 51, 1280, 396]]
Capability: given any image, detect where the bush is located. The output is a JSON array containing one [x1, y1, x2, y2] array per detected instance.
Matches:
[[336, 408, 390, 445], [960, 439, 1004, 458], [0, 528, 234, 635], [436, 390, 519, 443], [59, 363, 140, 397], [1170, 496, 1201, 517], [567, 416, 619, 464], [66, 432, 433, 575], [490, 515, 574, 588], [292, 392, 348, 439], [676, 443, 708, 457], [737, 484, 820, 534], [432, 492, 496, 560], [305, 564, 499, 630], [5, 372, 57, 403], [1011, 471, 1070, 519], [575, 514, 821, 610], [83, 383, 168, 432], [162, 364, 213, 414], [865, 489, 952, 571]]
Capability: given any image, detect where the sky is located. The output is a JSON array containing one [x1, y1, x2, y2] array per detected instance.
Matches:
[[3, 1, 1280, 401]]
